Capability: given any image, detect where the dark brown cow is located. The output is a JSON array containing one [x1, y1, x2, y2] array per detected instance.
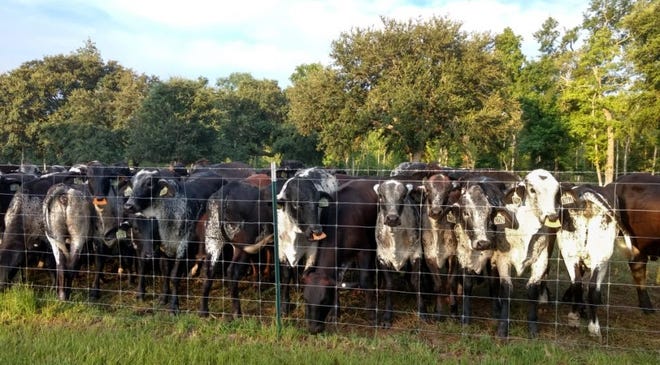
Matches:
[[301, 178, 379, 334], [605, 173, 660, 313]]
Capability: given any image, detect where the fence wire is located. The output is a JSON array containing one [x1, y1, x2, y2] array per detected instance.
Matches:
[[0, 165, 657, 352]]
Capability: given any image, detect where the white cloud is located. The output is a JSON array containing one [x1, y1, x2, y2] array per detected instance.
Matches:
[[0, 0, 587, 87]]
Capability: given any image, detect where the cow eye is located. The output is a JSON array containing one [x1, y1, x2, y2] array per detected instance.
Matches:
[[529, 187, 536, 195]]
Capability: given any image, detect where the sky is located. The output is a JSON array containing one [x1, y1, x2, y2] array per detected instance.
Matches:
[[0, 0, 588, 88]]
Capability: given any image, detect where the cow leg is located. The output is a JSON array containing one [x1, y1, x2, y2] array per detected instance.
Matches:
[[629, 257, 653, 313], [526, 283, 540, 339], [410, 258, 428, 321], [168, 257, 187, 315], [90, 240, 108, 300], [587, 267, 605, 337], [487, 264, 500, 319], [199, 254, 219, 317], [449, 257, 460, 318], [135, 255, 147, 301], [358, 254, 377, 326], [380, 266, 395, 328], [424, 259, 445, 320], [280, 265, 295, 316], [158, 257, 172, 306], [496, 279, 513, 338], [563, 263, 585, 327], [228, 250, 250, 319], [462, 268, 474, 325]]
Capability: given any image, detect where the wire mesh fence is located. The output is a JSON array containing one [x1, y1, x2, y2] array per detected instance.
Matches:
[[0, 163, 658, 352]]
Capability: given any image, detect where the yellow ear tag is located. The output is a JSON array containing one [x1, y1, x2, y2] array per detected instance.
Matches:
[[116, 229, 127, 240], [544, 217, 561, 228], [446, 211, 456, 223], [494, 213, 506, 225], [512, 195, 522, 205], [159, 186, 169, 197], [561, 194, 575, 205]]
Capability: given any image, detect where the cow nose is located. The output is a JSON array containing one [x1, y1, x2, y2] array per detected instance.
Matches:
[[124, 203, 136, 213], [385, 214, 401, 227], [308, 226, 326, 241], [472, 240, 491, 250]]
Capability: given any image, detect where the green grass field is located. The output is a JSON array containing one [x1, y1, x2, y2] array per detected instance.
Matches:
[[0, 241, 658, 364]]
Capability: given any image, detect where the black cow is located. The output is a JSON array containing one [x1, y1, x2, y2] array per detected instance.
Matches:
[[199, 179, 274, 318], [123, 168, 227, 313], [0, 171, 81, 288], [301, 178, 379, 334], [79, 161, 134, 299], [443, 176, 509, 325], [120, 213, 161, 300], [0, 172, 38, 233], [417, 173, 458, 319], [373, 178, 425, 327], [605, 173, 660, 313], [276, 167, 339, 314]]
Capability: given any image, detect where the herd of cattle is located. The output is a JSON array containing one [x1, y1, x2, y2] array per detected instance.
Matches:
[[0, 161, 657, 339]]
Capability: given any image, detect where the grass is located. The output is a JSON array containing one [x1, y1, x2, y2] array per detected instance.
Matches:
[[0, 242, 658, 364]]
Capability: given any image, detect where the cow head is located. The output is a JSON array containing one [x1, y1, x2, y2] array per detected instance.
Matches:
[[373, 180, 412, 227], [302, 270, 336, 334], [505, 169, 560, 228], [124, 169, 178, 214], [276, 169, 337, 241], [417, 173, 454, 220], [86, 161, 131, 207]]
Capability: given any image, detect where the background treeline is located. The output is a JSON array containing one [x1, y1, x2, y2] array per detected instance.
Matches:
[[0, 0, 657, 184]]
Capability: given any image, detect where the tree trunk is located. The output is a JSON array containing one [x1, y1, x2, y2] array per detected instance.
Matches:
[[604, 109, 615, 184]]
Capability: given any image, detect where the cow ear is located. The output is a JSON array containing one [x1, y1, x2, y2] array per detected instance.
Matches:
[[9, 182, 20, 192], [441, 204, 459, 224], [157, 179, 176, 197], [318, 191, 331, 208], [408, 184, 424, 204], [493, 207, 517, 229], [504, 184, 525, 206]]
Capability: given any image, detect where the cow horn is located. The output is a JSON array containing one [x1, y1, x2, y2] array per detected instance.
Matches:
[[243, 233, 274, 255]]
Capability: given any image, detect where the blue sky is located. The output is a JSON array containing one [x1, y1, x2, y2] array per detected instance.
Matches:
[[0, 0, 587, 87]]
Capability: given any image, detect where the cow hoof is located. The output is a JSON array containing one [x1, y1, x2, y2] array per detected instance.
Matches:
[[380, 320, 392, 329], [199, 310, 209, 318], [567, 312, 580, 327], [496, 323, 509, 338], [88, 290, 100, 300]]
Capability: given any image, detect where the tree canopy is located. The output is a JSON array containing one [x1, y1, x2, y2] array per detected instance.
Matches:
[[0, 1, 656, 175]]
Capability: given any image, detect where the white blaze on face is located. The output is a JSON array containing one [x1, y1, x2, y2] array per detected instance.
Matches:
[[524, 169, 560, 227]]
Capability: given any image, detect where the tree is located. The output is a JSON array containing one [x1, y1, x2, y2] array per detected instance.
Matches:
[[517, 18, 575, 171], [0, 40, 149, 164], [558, 0, 634, 185], [215, 73, 287, 165], [288, 16, 518, 168], [621, 0, 660, 173], [126, 77, 221, 164]]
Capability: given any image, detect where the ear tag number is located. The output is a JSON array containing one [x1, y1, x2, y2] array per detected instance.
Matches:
[[494, 213, 506, 225], [561, 194, 575, 205]]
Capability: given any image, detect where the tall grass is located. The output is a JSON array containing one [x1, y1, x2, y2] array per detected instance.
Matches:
[[0, 284, 656, 365]]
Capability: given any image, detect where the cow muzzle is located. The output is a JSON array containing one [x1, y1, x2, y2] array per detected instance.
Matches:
[[93, 198, 108, 207], [384, 214, 401, 227]]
